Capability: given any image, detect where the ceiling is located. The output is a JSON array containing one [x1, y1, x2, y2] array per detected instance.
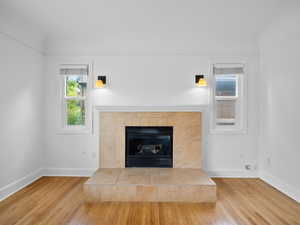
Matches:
[[0, 0, 294, 54]]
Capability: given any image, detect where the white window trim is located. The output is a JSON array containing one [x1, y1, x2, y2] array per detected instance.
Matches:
[[57, 62, 93, 135], [209, 62, 248, 134]]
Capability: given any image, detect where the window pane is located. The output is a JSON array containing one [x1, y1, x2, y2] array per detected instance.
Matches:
[[67, 99, 85, 126], [216, 75, 237, 97], [216, 100, 236, 125], [65, 75, 87, 97]]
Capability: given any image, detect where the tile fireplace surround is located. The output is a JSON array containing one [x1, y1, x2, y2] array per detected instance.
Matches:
[[84, 110, 217, 203], [99, 112, 202, 168]]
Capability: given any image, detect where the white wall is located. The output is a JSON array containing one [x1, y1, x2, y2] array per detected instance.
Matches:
[[44, 54, 259, 177], [259, 3, 300, 202], [0, 23, 45, 199]]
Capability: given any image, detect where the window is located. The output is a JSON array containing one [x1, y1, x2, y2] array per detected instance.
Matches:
[[60, 64, 90, 131], [211, 63, 246, 133]]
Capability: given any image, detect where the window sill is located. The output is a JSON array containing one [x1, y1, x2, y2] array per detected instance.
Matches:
[[57, 127, 92, 135], [210, 128, 247, 135]]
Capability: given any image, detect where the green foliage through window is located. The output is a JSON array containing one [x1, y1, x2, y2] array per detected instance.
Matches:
[[66, 79, 79, 96], [65, 75, 87, 126], [67, 100, 85, 125], [66, 75, 87, 97]]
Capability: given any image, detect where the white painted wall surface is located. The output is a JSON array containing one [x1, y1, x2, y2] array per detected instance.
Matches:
[[44, 54, 259, 177], [0, 33, 44, 199], [259, 4, 300, 201]]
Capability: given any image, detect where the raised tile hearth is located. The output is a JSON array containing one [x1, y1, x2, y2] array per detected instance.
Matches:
[[84, 168, 217, 203]]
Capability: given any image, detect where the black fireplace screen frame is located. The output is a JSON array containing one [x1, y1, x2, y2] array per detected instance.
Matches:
[[125, 126, 173, 168]]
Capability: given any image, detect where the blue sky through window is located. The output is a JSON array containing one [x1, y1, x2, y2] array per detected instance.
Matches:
[[216, 75, 237, 97]]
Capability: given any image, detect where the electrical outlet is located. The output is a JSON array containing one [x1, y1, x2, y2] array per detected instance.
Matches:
[[245, 164, 251, 170]]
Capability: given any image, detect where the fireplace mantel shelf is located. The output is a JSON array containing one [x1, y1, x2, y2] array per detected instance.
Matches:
[[94, 105, 208, 112]]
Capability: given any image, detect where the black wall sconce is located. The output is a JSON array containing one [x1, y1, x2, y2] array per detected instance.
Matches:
[[195, 75, 207, 87], [95, 75, 107, 88]]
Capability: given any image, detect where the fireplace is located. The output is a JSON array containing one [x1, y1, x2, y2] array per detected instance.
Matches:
[[99, 112, 202, 168], [125, 126, 173, 168]]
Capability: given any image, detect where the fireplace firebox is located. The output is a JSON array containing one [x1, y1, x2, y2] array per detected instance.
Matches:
[[125, 126, 173, 168]]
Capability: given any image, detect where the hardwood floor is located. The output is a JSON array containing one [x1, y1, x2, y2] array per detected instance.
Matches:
[[0, 177, 299, 225]]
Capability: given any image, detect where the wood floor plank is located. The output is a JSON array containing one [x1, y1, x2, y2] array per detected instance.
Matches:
[[0, 177, 299, 225]]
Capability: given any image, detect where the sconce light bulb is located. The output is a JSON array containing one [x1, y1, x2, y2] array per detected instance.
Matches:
[[197, 78, 207, 87], [96, 80, 105, 88]]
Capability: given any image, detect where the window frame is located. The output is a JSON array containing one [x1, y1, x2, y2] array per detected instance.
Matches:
[[58, 63, 93, 134], [209, 62, 247, 134]]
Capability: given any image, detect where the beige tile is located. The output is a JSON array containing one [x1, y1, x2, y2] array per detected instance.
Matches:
[[157, 185, 217, 202], [99, 112, 202, 168], [136, 185, 158, 202], [84, 168, 217, 203], [179, 186, 217, 202], [157, 186, 183, 202], [85, 168, 121, 184], [84, 185, 100, 203], [150, 168, 215, 185], [97, 185, 116, 201], [118, 174, 151, 185], [117, 168, 151, 185], [113, 185, 137, 202]]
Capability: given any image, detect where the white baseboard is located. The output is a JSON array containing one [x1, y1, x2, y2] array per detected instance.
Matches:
[[260, 170, 300, 203], [205, 169, 258, 178], [0, 167, 96, 202], [43, 168, 97, 177], [0, 168, 43, 201]]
